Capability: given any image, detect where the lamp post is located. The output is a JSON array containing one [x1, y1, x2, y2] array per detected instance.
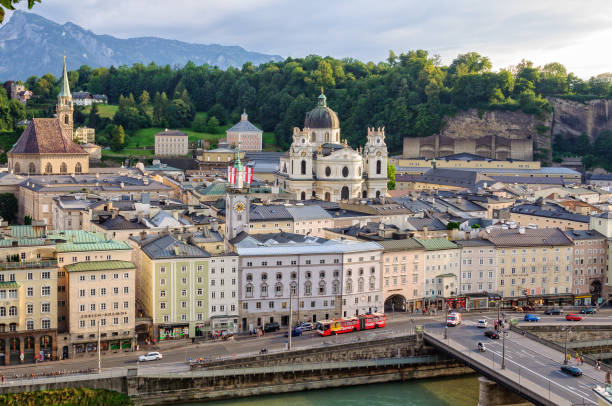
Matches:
[[563, 327, 572, 365], [97, 319, 102, 373], [501, 326, 506, 369], [288, 290, 293, 351]]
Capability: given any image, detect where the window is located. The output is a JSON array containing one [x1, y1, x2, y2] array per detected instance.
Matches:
[[80, 320, 85, 328], [41, 286, 51, 296], [160, 302, 167, 309], [27, 287, 33, 297], [9, 306, 17, 316]]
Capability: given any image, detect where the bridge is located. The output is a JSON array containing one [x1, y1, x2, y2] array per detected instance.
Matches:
[[424, 320, 608, 406]]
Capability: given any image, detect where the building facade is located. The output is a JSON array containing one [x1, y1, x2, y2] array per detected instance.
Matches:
[[416, 239, 460, 309], [208, 254, 239, 334], [276, 92, 388, 202], [564, 230, 607, 305], [226, 111, 263, 151], [457, 239, 497, 297], [155, 129, 188, 156]]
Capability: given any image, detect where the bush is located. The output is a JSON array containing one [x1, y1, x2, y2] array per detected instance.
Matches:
[[0, 388, 133, 405]]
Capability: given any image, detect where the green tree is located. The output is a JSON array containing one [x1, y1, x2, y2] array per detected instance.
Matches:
[[387, 162, 396, 190], [110, 124, 126, 151], [191, 113, 208, 132], [0, 0, 41, 23], [0, 193, 18, 223], [165, 99, 195, 128], [139, 90, 150, 106], [88, 103, 100, 129], [206, 116, 220, 134], [23, 215, 32, 225]]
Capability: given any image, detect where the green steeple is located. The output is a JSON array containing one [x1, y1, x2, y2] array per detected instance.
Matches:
[[318, 87, 326, 107], [58, 56, 71, 98], [233, 140, 243, 172]]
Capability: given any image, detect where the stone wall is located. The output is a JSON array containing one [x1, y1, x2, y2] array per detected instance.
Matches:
[[549, 97, 612, 141]]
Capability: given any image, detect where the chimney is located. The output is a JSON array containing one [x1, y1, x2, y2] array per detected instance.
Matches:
[[211, 220, 219, 232]]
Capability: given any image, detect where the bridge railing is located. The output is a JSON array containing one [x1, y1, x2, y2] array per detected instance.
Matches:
[[0, 368, 128, 388], [510, 324, 612, 373]]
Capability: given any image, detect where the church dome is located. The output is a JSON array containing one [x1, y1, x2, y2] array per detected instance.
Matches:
[[304, 91, 340, 129]]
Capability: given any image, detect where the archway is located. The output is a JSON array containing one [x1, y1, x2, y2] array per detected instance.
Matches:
[[301, 160, 306, 175], [60, 162, 67, 174], [590, 279, 603, 303], [300, 191, 306, 200], [24, 336, 34, 363], [0, 339, 5, 365], [362, 191, 367, 198], [28, 163, 36, 174], [14, 163, 20, 174], [384, 294, 406, 312], [75, 162, 82, 173], [45, 162, 52, 174], [341, 186, 349, 200], [40, 335, 52, 360], [9, 337, 20, 364], [324, 192, 331, 201], [376, 190, 381, 199]]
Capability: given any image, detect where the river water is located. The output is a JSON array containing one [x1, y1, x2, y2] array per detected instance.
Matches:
[[182, 376, 479, 406]]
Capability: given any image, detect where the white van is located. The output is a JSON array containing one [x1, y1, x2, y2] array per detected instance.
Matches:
[[446, 312, 462, 326]]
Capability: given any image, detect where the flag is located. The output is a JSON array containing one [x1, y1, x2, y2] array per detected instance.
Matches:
[[245, 166, 253, 184]]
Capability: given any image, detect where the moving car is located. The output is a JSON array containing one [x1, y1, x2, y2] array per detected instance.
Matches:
[[284, 328, 303, 337], [264, 322, 280, 332], [544, 308, 563, 315], [565, 313, 583, 321], [446, 312, 461, 326], [524, 314, 540, 322], [138, 352, 162, 362], [560, 365, 582, 376], [298, 322, 314, 331], [580, 307, 597, 314], [476, 320, 488, 328], [484, 330, 499, 339]]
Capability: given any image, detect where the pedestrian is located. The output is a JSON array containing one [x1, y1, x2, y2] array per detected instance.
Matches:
[[1, 375, 4, 384], [597, 361, 602, 370], [580, 355, 584, 366], [606, 370, 611, 384]]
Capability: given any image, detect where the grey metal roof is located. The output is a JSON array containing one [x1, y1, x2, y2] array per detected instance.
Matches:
[[454, 239, 495, 247], [377, 239, 424, 251], [250, 205, 292, 221], [236, 236, 382, 257], [405, 217, 447, 231], [485, 228, 573, 247], [510, 204, 589, 223], [141, 235, 210, 259], [227, 120, 262, 133], [286, 205, 332, 221], [562, 230, 606, 241]]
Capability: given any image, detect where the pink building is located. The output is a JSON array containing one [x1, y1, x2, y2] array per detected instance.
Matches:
[[564, 230, 607, 305], [226, 111, 263, 151]]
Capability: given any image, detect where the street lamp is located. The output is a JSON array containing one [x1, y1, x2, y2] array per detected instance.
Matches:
[[563, 327, 573, 365], [501, 325, 506, 370]]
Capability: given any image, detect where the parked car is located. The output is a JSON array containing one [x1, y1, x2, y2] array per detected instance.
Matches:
[[544, 308, 563, 315], [264, 322, 280, 332], [284, 328, 303, 337], [138, 352, 162, 362], [298, 322, 314, 331], [524, 314, 540, 322], [580, 307, 597, 314], [560, 365, 582, 376], [565, 313, 583, 321], [476, 320, 488, 328], [484, 330, 499, 339]]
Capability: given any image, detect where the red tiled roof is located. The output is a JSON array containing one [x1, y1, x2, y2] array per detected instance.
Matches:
[[9, 118, 87, 154]]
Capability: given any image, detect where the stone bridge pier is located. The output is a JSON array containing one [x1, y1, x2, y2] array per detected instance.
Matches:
[[478, 377, 533, 406]]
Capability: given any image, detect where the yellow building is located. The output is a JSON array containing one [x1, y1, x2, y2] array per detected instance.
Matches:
[[486, 228, 574, 302], [391, 154, 541, 175]]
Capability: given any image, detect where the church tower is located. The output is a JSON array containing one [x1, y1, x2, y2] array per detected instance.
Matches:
[[363, 127, 388, 199], [56, 56, 73, 136], [225, 144, 250, 242]]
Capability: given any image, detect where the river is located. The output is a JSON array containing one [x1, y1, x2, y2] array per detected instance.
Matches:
[[182, 375, 479, 406]]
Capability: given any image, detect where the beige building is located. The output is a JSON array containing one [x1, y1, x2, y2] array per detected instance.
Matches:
[[155, 129, 188, 156], [379, 239, 425, 313], [65, 260, 136, 355], [392, 155, 541, 175], [74, 127, 95, 144], [486, 229, 573, 301], [456, 239, 497, 298], [0, 236, 58, 365], [226, 111, 263, 151], [7, 58, 89, 175], [81, 143, 102, 161], [416, 239, 460, 309]]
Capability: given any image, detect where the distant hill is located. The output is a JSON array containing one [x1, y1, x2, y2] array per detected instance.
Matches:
[[0, 11, 283, 81]]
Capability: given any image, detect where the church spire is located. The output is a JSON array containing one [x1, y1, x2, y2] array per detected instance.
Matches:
[[317, 87, 327, 107], [58, 56, 71, 99]]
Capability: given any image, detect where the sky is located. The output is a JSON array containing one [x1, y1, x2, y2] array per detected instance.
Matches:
[[7, 0, 612, 78]]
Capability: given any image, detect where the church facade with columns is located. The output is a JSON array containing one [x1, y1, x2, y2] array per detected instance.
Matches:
[[275, 92, 388, 202]]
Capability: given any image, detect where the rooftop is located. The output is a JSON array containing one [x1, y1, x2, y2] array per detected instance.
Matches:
[[155, 129, 187, 137], [414, 238, 458, 251], [485, 228, 573, 247], [377, 239, 424, 251], [141, 234, 210, 259], [65, 260, 135, 273]]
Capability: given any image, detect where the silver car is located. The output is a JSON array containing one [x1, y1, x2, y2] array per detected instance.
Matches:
[[138, 351, 162, 362]]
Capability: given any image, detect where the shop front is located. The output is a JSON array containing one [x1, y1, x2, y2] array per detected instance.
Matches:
[[574, 295, 592, 306], [73, 336, 134, 356], [158, 324, 190, 341]]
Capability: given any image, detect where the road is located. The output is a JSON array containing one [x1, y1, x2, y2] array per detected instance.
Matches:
[[426, 313, 610, 406]]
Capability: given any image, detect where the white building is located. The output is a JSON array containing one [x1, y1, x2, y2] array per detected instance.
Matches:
[[416, 238, 461, 309], [208, 254, 239, 334], [456, 239, 497, 296], [276, 91, 388, 202], [155, 129, 188, 156]]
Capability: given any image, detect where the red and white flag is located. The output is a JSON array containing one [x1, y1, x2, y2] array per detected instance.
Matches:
[[227, 166, 237, 185], [245, 166, 253, 184]]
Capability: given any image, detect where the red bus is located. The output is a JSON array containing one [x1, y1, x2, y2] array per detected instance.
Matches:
[[316, 313, 386, 336]]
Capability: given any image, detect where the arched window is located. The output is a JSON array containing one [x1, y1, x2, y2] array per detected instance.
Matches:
[[325, 132, 329, 142], [60, 162, 67, 174], [304, 281, 312, 296], [358, 277, 364, 293], [28, 163, 35, 174], [345, 279, 353, 293], [275, 282, 283, 296], [376, 160, 382, 175], [311, 132, 316, 142], [318, 280, 326, 295], [64, 115, 69, 125], [9, 306, 17, 316], [0, 307, 5, 316], [341, 186, 349, 200], [325, 166, 331, 177], [13, 163, 20, 174], [283, 163, 287, 173], [301, 191, 306, 200], [325, 192, 331, 201], [45, 162, 52, 173], [261, 273, 268, 281], [75, 162, 82, 173], [332, 280, 340, 294], [342, 166, 349, 177], [246, 273, 253, 282], [301, 160, 307, 175], [290, 281, 297, 295], [376, 191, 381, 199]]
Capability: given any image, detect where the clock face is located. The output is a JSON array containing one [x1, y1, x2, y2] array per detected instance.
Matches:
[[234, 201, 245, 213]]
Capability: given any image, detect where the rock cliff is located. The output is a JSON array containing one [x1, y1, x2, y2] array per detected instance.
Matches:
[[548, 97, 612, 140]]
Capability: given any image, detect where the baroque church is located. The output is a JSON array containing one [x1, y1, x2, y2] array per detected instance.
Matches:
[[276, 92, 388, 201], [8, 58, 89, 175]]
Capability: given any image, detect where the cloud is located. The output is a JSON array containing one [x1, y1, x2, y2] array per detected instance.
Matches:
[[8, 0, 612, 78]]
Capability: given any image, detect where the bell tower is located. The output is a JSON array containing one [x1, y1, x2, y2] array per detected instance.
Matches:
[[56, 56, 73, 136], [225, 142, 250, 244], [363, 127, 388, 199]]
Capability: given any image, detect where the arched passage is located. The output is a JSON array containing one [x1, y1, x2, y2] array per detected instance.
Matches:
[[384, 294, 406, 312], [341, 186, 349, 200], [324, 192, 331, 201], [300, 191, 306, 200]]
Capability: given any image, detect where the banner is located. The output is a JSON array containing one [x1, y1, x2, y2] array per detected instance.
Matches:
[[245, 166, 253, 184]]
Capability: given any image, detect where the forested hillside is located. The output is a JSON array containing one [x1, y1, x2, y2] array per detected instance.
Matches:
[[9, 51, 612, 155]]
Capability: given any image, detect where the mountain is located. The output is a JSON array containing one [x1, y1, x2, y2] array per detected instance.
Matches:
[[0, 11, 283, 81]]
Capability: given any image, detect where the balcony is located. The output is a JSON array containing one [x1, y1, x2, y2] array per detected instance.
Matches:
[[0, 260, 57, 270]]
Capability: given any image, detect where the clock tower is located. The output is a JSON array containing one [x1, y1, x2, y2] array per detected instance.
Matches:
[[225, 144, 250, 242]]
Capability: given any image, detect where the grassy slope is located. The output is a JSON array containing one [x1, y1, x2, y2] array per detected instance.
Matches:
[[82, 104, 118, 119]]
